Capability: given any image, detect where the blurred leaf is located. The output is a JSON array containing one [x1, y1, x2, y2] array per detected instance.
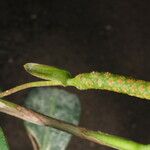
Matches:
[[24, 88, 81, 150], [0, 127, 9, 150]]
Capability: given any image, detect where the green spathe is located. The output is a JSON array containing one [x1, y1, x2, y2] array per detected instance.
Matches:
[[24, 63, 71, 84]]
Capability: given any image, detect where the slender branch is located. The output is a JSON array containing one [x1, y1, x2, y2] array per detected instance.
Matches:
[[0, 98, 149, 150], [0, 81, 65, 98]]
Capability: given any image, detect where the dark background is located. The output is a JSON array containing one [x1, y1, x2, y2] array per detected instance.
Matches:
[[0, 1, 150, 150]]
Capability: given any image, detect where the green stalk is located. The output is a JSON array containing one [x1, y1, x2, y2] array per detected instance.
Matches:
[[1, 63, 150, 100], [0, 98, 149, 150], [0, 81, 64, 98]]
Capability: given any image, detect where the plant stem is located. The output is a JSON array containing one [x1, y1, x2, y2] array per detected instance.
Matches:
[[0, 81, 64, 98], [1, 72, 150, 100], [0, 98, 149, 150], [24, 63, 150, 100]]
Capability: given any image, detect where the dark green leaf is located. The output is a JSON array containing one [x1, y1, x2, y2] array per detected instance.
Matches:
[[0, 127, 9, 150]]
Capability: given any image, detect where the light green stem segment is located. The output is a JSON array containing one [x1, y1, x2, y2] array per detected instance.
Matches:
[[85, 131, 150, 150], [0, 127, 9, 150], [0, 81, 65, 98], [0, 98, 149, 150]]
